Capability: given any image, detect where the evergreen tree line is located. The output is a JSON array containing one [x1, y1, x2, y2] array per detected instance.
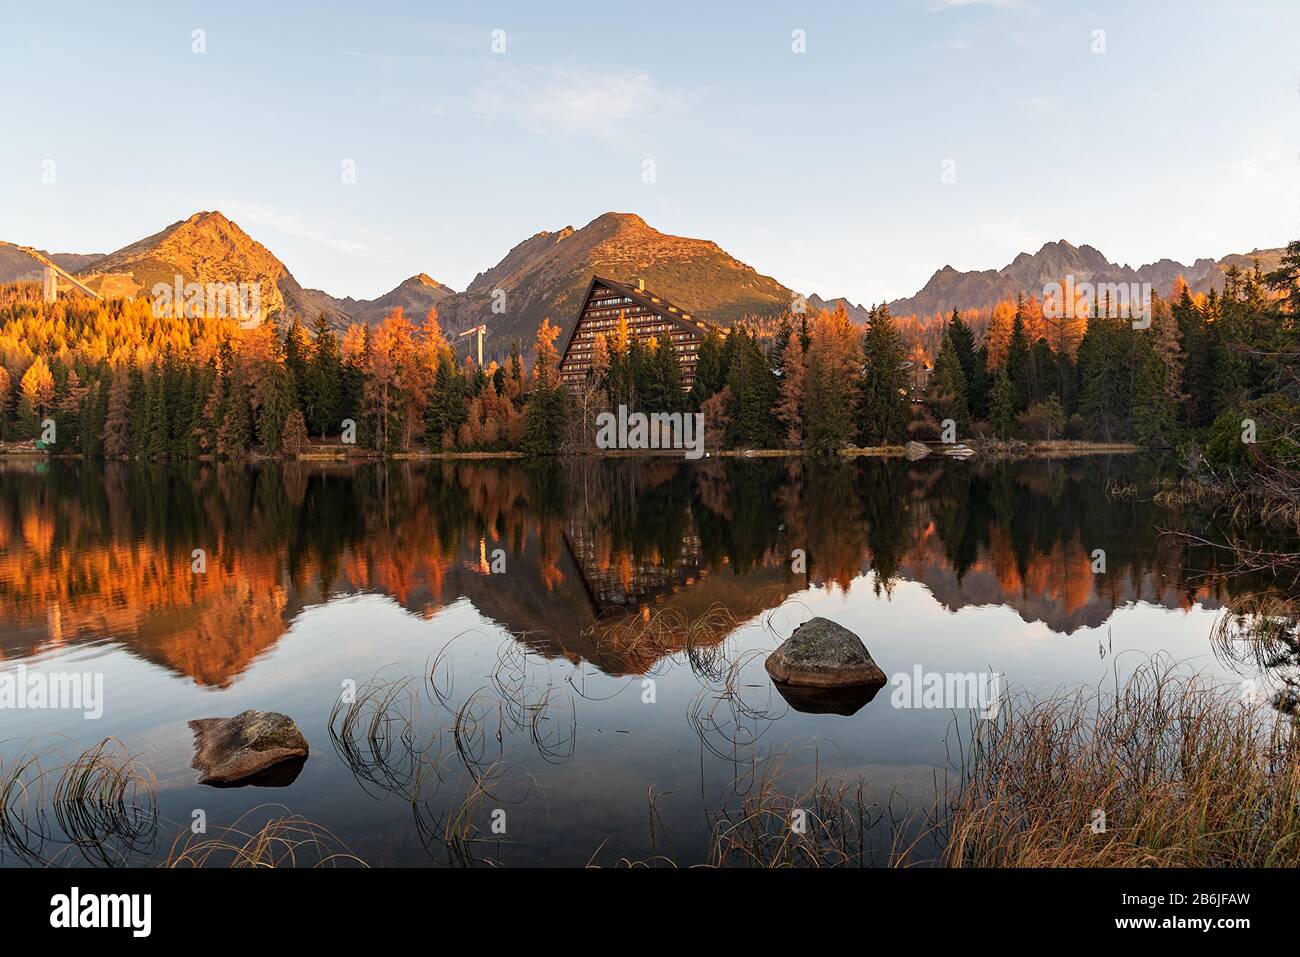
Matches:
[[918, 256, 1298, 470], [2, 245, 1296, 465]]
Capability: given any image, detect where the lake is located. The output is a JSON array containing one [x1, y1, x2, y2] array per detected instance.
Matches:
[[0, 454, 1289, 866]]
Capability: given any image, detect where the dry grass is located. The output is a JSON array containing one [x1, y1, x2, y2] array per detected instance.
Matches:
[[704, 759, 885, 867], [0, 737, 157, 866], [1154, 469, 1300, 533], [164, 806, 365, 868], [902, 659, 1300, 867]]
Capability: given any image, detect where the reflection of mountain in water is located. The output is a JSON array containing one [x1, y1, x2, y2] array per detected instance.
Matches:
[[0, 457, 1277, 685]]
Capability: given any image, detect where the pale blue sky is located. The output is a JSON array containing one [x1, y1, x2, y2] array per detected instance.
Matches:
[[2, 0, 1297, 304]]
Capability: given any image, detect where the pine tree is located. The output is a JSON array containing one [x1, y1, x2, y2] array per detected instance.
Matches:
[[1006, 303, 1032, 413], [305, 314, 343, 438], [1131, 347, 1177, 448], [687, 328, 727, 409], [643, 336, 685, 412], [284, 316, 310, 408], [425, 350, 468, 446], [774, 340, 806, 449], [722, 326, 780, 448], [104, 370, 131, 458], [282, 408, 309, 456], [970, 344, 991, 421], [217, 377, 253, 458], [507, 340, 525, 405], [1076, 315, 1129, 440], [947, 308, 979, 394], [0, 365, 11, 441], [927, 331, 969, 430], [771, 314, 794, 374], [989, 365, 1015, 438], [858, 304, 909, 445]]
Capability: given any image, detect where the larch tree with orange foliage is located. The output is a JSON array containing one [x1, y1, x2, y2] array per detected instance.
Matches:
[[522, 318, 567, 454], [19, 355, 55, 425]]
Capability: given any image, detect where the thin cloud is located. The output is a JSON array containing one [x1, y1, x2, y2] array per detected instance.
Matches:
[[926, 0, 1029, 11], [212, 202, 372, 257], [474, 68, 683, 138]]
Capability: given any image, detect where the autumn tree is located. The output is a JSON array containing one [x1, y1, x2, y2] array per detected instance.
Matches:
[[522, 318, 568, 454], [802, 304, 861, 452], [19, 355, 54, 426]]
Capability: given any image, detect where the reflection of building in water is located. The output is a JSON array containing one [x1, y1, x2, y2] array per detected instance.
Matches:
[[563, 521, 707, 613]]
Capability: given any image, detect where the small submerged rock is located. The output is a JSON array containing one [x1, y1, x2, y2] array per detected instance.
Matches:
[[189, 710, 309, 787], [765, 617, 887, 690], [904, 441, 931, 461]]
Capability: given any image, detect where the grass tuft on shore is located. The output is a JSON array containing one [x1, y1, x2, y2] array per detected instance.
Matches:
[[913, 659, 1300, 867]]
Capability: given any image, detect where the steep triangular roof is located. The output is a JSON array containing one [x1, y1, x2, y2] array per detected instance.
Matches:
[[560, 275, 724, 361]]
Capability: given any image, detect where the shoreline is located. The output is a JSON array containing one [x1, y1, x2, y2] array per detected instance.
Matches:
[[0, 440, 1140, 463]]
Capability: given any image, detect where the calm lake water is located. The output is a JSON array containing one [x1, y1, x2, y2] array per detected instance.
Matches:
[[0, 455, 1290, 866]]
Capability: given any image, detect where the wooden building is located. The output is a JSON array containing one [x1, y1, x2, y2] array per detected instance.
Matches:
[[558, 275, 720, 391]]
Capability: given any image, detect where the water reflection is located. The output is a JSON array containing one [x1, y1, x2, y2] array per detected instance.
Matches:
[[1, 456, 1295, 866], [0, 456, 1287, 685]]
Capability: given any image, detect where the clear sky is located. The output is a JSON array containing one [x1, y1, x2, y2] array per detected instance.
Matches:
[[2, 0, 1297, 304]]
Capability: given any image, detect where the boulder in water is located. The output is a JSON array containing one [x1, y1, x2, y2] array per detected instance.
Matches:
[[189, 710, 309, 787], [764, 617, 887, 689]]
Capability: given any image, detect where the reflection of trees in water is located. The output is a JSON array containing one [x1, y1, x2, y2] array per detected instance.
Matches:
[[0, 456, 1295, 685]]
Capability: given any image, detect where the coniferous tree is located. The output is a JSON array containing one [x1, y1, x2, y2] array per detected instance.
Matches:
[[284, 316, 310, 408], [858, 304, 909, 445], [1006, 304, 1032, 413], [103, 370, 131, 458], [927, 331, 969, 430], [216, 377, 253, 458], [989, 365, 1015, 438], [687, 327, 727, 410], [722, 326, 780, 449], [970, 344, 991, 421], [1076, 315, 1129, 440], [774, 341, 806, 449], [947, 308, 980, 396], [771, 314, 794, 374], [642, 337, 685, 412], [1131, 347, 1178, 448], [305, 314, 343, 438], [282, 408, 309, 456]]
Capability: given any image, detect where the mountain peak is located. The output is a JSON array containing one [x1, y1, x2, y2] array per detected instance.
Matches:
[[406, 272, 449, 290], [589, 211, 648, 227], [585, 211, 652, 236], [439, 210, 791, 358], [889, 240, 1289, 321]]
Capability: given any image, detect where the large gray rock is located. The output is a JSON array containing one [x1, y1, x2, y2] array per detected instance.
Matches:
[[189, 710, 309, 787], [764, 618, 887, 689]]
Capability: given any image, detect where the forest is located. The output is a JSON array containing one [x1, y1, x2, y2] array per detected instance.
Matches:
[[0, 244, 1296, 475]]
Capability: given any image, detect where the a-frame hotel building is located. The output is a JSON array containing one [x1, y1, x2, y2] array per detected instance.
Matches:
[[557, 275, 721, 391]]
